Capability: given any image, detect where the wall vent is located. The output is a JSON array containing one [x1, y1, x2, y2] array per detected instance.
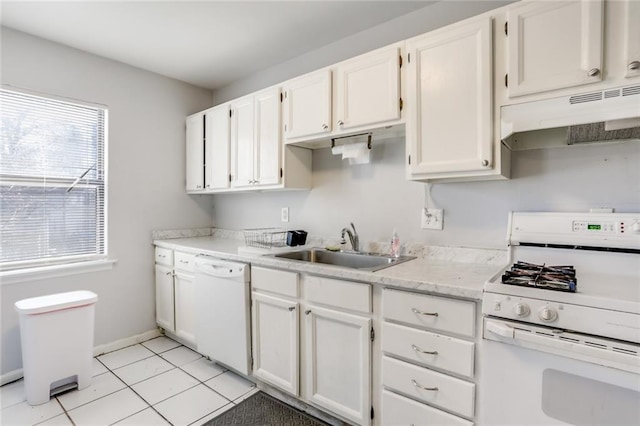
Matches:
[[622, 85, 640, 96]]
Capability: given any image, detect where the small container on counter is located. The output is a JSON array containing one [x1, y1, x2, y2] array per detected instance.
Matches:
[[286, 230, 308, 246]]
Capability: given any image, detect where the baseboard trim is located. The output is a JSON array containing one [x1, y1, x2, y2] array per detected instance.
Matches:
[[1, 329, 161, 386], [93, 329, 161, 357]]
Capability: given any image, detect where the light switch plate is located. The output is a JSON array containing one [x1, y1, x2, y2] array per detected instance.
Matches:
[[281, 207, 289, 223], [421, 208, 443, 230]]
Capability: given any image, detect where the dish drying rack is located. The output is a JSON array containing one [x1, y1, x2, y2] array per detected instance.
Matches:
[[243, 228, 287, 248]]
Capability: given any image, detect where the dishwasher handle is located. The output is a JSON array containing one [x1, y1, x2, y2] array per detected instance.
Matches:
[[194, 256, 249, 280]]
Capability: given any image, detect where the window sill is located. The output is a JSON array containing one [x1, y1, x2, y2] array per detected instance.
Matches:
[[0, 258, 117, 286]]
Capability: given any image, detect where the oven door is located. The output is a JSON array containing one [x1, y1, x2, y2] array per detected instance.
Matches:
[[478, 318, 640, 426]]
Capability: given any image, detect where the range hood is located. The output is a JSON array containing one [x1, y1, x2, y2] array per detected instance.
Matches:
[[501, 84, 640, 150]]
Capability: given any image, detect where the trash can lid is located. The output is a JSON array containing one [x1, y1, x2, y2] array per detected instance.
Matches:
[[15, 290, 98, 315]]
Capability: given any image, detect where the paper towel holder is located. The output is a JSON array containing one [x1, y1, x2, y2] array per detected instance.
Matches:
[[330, 132, 372, 150]]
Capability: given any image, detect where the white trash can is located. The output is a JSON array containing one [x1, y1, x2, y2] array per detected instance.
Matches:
[[15, 290, 98, 405]]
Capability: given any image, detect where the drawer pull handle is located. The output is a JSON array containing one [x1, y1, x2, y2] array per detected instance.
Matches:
[[411, 344, 438, 355], [288, 306, 296, 312], [179, 260, 189, 264], [305, 310, 311, 315], [411, 307, 439, 317], [411, 379, 438, 392]]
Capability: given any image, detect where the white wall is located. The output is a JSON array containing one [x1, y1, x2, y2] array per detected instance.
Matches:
[[0, 27, 213, 377], [212, 140, 640, 249]]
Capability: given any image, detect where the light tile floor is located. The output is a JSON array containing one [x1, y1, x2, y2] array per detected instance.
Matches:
[[0, 336, 258, 426]]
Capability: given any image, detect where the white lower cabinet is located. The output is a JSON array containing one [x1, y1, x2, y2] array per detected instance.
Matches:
[[154, 264, 175, 332], [250, 267, 372, 425], [305, 305, 371, 426], [381, 288, 477, 424], [382, 390, 473, 426], [252, 292, 299, 396], [174, 271, 196, 344], [153, 247, 197, 347]]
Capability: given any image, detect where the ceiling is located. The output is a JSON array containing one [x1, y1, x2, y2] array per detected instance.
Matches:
[[0, 1, 434, 90]]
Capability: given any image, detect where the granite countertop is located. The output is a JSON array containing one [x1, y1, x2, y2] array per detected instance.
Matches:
[[154, 234, 506, 301]]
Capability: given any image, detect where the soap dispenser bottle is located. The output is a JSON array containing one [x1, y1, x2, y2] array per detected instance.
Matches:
[[390, 229, 400, 258]]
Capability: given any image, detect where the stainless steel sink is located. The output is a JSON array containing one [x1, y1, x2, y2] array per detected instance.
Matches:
[[272, 248, 416, 272]]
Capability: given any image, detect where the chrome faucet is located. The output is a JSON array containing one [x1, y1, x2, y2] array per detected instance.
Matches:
[[340, 222, 360, 252]]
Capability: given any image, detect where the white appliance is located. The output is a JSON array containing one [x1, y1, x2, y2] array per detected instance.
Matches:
[[194, 256, 251, 375], [478, 212, 640, 425], [501, 84, 640, 150]]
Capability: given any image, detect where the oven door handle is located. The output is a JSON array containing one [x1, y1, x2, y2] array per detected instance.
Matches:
[[486, 319, 515, 338]]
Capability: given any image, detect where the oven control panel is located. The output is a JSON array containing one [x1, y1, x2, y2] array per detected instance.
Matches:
[[572, 220, 621, 234], [482, 292, 640, 343]]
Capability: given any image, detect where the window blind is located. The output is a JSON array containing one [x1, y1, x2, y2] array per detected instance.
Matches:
[[0, 89, 106, 269]]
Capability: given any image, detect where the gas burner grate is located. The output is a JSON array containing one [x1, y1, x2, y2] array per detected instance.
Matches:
[[501, 261, 577, 292]]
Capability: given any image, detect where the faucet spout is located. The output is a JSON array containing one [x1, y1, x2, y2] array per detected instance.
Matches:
[[340, 222, 360, 252]]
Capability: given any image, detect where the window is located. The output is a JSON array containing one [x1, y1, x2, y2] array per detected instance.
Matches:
[[0, 88, 107, 270]]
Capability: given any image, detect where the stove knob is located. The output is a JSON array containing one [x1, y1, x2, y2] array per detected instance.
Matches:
[[538, 306, 558, 322], [513, 303, 530, 318]]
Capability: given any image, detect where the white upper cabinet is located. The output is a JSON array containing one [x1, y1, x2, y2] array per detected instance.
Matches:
[[230, 87, 282, 188], [230, 95, 255, 188], [406, 17, 495, 179], [334, 45, 401, 131], [623, 0, 640, 79], [204, 104, 230, 190], [254, 89, 282, 186], [283, 70, 332, 140], [505, 0, 604, 97], [185, 112, 205, 191]]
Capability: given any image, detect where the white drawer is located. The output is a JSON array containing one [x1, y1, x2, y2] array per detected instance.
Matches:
[[382, 322, 475, 378], [252, 266, 299, 298], [382, 356, 475, 418], [303, 275, 371, 314], [383, 289, 475, 337], [382, 389, 473, 426], [155, 247, 173, 266], [174, 251, 196, 273]]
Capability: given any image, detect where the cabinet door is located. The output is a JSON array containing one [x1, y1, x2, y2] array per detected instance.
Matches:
[[185, 112, 205, 191], [174, 271, 196, 346], [283, 70, 332, 140], [155, 264, 175, 332], [230, 96, 255, 187], [506, 0, 604, 97], [252, 292, 299, 396], [305, 305, 371, 426], [335, 45, 401, 130], [254, 88, 282, 186], [205, 104, 231, 190], [624, 0, 640, 79], [407, 17, 493, 176]]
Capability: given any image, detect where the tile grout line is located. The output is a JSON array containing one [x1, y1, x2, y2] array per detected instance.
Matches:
[[103, 353, 172, 426]]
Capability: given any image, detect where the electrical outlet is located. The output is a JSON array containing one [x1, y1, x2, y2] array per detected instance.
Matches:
[[281, 207, 289, 223], [421, 208, 443, 230]]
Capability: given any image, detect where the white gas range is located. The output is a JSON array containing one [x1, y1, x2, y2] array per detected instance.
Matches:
[[478, 212, 640, 426]]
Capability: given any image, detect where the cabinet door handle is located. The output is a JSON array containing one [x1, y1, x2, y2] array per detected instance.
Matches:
[[179, 260, 189, 264], [411, 379, 438, 391], [629, 61, 640, 71], [322, 124, 329, 130], [481, 159, 489, 167], [288, 306, 296, 311], [337, 120, 344, 127], [305, 309, 311, 315], [588, 68, 600, 77], [412, 307, 439, 317], [165, 271, 172, 276], [411, 344, 438, 355]]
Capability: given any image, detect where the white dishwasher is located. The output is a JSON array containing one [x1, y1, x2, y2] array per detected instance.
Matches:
[[194, 255, 251, 375]]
